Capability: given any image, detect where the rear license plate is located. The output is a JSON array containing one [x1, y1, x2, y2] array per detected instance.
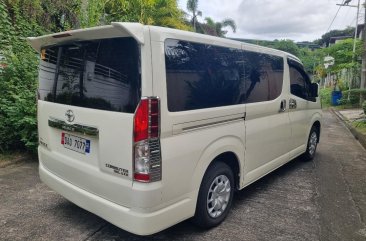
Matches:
[[61, 132, 90, 154]]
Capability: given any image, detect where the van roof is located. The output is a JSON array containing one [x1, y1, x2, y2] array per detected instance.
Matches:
[[147, 25, 302, 63], [27, 23, 144, 52], [27, 22, 302, 64]]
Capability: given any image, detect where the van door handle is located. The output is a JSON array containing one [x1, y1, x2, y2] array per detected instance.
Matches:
[[279, 99, 286, 112], [289, 98, 297, 109]]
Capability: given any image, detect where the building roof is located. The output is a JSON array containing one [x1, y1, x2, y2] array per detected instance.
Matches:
[[329, 36, 353, 44]]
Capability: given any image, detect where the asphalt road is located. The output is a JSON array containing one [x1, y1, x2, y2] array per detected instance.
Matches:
[[1, 111, 366, 241]]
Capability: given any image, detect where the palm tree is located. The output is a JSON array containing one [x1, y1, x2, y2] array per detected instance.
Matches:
[[186, 0, 202, 31], [203, 17, 236, 37]]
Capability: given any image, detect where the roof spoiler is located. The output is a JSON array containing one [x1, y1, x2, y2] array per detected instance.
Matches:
[[27, 22, 144, 53], [111, 22, 144, 44]]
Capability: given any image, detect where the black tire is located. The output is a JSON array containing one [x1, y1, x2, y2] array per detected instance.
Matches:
[[302, 126, 319, 161], [192, 162, 234, 229]]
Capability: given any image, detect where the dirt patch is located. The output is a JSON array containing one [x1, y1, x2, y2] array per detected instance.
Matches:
[[0, 152, 36, 168]]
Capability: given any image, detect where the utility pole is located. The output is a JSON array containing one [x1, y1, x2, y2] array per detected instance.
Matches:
[[350, 0, 361, 101], [338, 0, 366, 103], [338, 0, 361, 100], [360, 0, 366, 105]]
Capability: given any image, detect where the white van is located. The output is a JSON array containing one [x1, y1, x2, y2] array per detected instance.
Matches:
[[28, 23, 322, 235]]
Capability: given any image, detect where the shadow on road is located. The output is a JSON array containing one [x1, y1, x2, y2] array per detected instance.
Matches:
[[54, 157, 312, 241]]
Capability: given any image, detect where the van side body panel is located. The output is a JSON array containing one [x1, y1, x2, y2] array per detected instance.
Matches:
[[287, 57, 322, 159], [149, 27, 245, 208], [242, 46, 291, 185]]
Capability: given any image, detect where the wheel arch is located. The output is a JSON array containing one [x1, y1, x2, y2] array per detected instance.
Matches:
[[210, 152, 241, 189], [307, 112, 322, 143], [191, 136, 244, 195]]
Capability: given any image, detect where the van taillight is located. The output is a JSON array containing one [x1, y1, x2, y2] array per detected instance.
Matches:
[[134, 99, 149, 142], [133, 97, 161, 183]]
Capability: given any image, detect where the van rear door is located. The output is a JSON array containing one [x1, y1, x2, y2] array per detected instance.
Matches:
[[28, 24, 145, 207]]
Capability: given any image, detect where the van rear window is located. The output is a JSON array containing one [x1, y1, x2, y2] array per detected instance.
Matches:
[[39, 37, 141, 113]]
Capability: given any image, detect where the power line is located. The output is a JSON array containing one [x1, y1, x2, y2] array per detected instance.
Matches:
[[341, 6, 351, 24], [326, 0, 346, 32], [349, 16, 357, 26]]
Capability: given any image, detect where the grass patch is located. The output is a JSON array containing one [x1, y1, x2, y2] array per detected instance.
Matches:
[[0, 151, 35, 168], [352, 120, 366, 135], [0, 152, 21, 162]]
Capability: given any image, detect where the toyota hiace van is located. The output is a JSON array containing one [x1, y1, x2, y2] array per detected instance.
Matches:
[[28, 23, 322, 235]]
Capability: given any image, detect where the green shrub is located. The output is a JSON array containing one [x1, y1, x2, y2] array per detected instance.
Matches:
[[0, 48, 38, 152], [319, 88, 332, 108], [339, 89, 366, 108]]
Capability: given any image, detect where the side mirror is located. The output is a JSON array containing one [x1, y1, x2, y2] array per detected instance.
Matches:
[[310, 83, 318, 98]]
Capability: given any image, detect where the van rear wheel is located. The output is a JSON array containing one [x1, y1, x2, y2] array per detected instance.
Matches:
[[192, 162, 234, 228], [303, 126, 318, 161]]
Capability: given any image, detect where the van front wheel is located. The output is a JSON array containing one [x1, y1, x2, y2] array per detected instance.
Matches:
[[192, 162, 234, 228], [303, 126, 318, 161]]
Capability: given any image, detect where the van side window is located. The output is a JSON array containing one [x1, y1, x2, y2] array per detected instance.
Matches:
[[243, 51, 283, 103], [164, 39, 284, 111], [289, 60, 311, 100], [165, 39, 244, 112]]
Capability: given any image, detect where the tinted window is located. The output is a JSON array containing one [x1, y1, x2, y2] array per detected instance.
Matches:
[[164, 39, 284, 112], [39, 37, 141, 113], [243, 51, 284, 103], [165, 39, 244, 112], [289, 59, 311, 100]]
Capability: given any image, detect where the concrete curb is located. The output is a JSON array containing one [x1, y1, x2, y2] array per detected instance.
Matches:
[[330, 108, 366, 150]]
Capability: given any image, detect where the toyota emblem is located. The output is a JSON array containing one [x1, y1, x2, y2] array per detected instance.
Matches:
[[65, 110, 75, 122]]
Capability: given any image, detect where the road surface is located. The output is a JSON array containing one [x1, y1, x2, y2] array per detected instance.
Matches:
[[1, 111, 366, 241]]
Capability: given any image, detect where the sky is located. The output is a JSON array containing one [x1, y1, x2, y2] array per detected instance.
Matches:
[[178, 0, 364, 42]]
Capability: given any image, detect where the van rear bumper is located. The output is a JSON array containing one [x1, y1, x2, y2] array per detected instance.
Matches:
[[39, 163, 195, 235]]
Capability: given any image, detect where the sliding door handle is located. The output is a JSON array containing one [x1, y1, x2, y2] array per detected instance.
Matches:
[[279, 99, 286, 112]]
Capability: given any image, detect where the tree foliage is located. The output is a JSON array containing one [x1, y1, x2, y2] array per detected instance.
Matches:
[[186, 0, 201, 31], [185, 0, 236, 37], [0, 51, 38, 152], [324, 38, 363, 72], [200, 17, 236, 37], [104, 0, 188, 30], [314, 27, 355, 47], [0, 0, 41, 152], [271, 39, 300, 57], [0, 0, 190, 153]]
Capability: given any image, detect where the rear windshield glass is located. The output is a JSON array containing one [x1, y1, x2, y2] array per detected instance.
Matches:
[[39, 37, 141, 113]]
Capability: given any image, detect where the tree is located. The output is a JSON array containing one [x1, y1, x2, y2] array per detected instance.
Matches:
[[0, 0, 189, 153], [79, 0, 108, 27], [298, 48, 316, 74], [0, 0, 14, 50], [201, 17, 236, 37], [186, 0, 202, 31], [325, 38, 363, 73], [271, 39, 301, 57], [104, 0, 188, 30], [0, 0, 43, 152], [314, 27, 355, 47]]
